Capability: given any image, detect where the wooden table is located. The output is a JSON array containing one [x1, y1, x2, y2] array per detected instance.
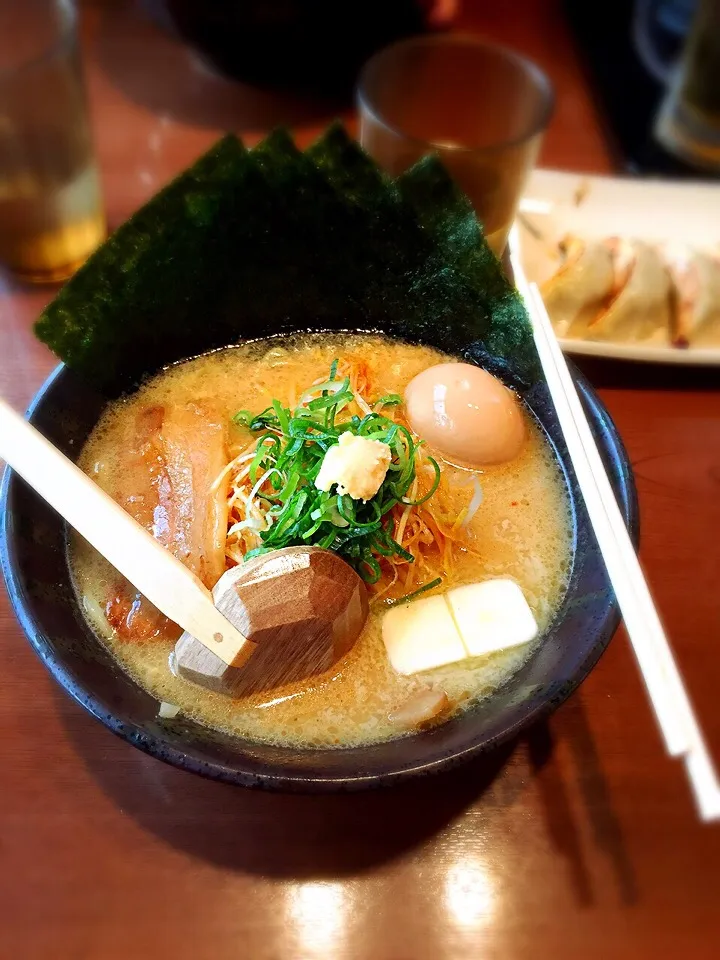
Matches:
[[2, 2, 720, 957]]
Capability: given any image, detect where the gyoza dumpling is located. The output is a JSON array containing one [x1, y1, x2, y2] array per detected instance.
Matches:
[[586, 241, 671, 343], [666, 249, 720, 348], [541, 235, 615, 337]]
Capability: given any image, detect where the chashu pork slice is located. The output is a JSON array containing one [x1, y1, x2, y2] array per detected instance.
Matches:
[[104, 401, 229, 642], [155, 401, 229, 590]]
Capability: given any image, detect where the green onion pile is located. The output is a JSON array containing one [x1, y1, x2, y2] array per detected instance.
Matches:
[[233, 361, 441, 583]]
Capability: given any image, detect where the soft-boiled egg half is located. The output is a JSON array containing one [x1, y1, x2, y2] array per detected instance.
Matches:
[[404, 362, 525, 467]]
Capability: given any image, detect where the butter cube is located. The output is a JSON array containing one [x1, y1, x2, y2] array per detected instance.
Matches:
[[447, 579, 537, 657], [382, 594, 467, 675]]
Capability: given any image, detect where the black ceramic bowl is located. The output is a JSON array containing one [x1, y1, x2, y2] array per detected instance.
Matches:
[[0, 340, 637, 792]]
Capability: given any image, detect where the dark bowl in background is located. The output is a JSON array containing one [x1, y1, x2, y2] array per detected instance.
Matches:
[[0, 335, 638, 792], [159, 0, 429, 96]]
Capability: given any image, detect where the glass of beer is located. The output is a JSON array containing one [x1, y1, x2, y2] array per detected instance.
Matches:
[[653, 0, 720, 172], [0, 0, 105, 283], [357, 36, 554, 256]]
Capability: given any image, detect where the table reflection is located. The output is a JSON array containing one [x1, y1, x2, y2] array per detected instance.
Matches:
[[287, 880, 350, 955], [444, 860, 495, 928]]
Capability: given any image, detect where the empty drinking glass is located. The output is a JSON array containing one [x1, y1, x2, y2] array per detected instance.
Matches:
[[357, 35, 554, 256], [0, 0, 105, 283]]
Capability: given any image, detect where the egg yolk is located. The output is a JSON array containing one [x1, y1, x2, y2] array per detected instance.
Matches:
[[404, 362, 525, 467]]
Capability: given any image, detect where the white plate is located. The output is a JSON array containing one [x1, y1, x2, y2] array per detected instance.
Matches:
[[517, 169, 720, 366]]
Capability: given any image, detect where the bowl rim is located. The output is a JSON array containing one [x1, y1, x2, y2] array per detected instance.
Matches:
[[1, 359, 638, 792]]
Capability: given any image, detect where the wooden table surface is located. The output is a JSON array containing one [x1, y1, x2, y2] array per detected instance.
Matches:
[[2, 2, 720, 957]]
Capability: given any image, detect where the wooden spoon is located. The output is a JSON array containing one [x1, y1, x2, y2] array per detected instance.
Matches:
[[173, 546, 368, 696], [0, 398, 368, 696]]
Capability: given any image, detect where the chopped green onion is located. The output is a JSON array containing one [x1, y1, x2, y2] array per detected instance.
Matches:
[[402, 456, 441, 505], [387, 577, 443, 606], [374, 393, 403, 410], [272, 398, 290, 436], [360, 556, 382, 584], [230, 362, 443, 580], [232, 410, 254, 427]]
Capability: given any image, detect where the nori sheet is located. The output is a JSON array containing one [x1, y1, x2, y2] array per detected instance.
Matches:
[[35, 123, 537, 394]]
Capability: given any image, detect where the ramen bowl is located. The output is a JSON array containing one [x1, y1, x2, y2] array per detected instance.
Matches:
[[0, 332, 637, 792]]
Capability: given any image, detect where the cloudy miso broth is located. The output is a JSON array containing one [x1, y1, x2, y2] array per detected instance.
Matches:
[[70, 334, 572, 749]]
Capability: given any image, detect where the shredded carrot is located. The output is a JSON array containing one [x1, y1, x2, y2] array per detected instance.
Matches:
[[339, 356, 372, 397]]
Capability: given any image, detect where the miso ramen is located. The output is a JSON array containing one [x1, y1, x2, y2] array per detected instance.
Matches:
[[70, 334, 572, 748]]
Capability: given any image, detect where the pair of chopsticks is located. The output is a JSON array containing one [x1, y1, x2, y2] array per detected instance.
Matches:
[[509, 227, 720, 821]]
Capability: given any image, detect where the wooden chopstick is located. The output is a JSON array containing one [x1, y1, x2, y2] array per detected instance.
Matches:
[[509, 229, 720, 821], [527, 283, 720, 819], [0, 397, 252, 667]]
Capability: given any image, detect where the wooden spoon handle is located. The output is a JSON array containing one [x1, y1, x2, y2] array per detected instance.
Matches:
[[0, 398, 252, 667]]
